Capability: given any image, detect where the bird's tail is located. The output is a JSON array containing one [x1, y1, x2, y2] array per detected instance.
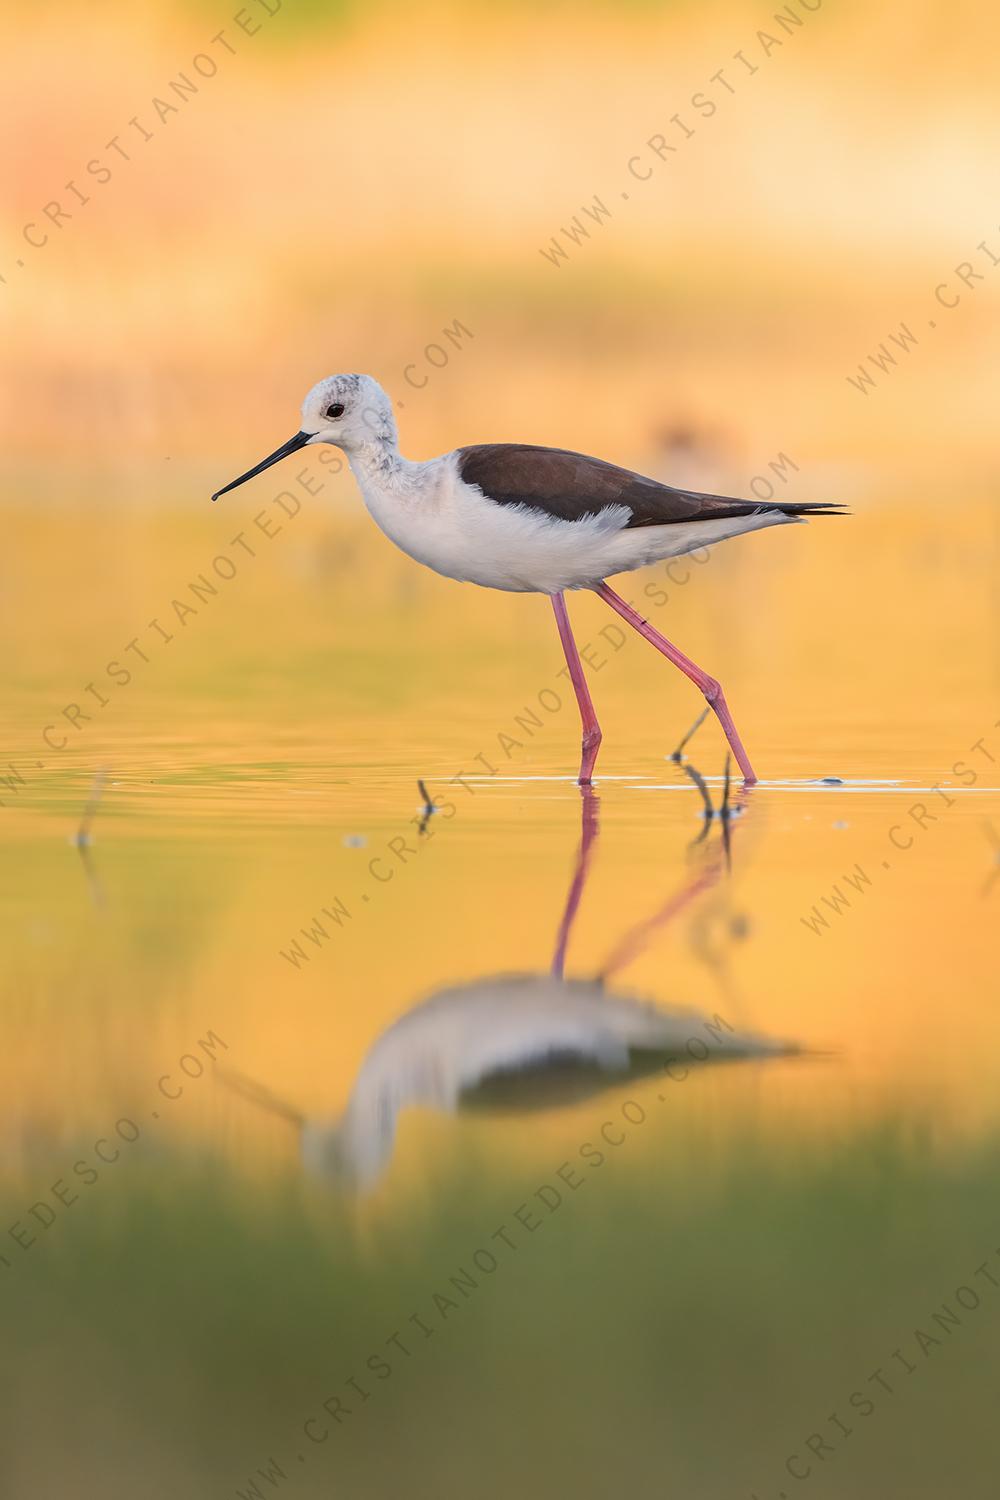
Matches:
[[771, 501, 849, 517], [674, 485, 849, 521]]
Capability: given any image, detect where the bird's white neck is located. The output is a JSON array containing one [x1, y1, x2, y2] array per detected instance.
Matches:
[[341, 433, 449, 582], [345, 434, 407, 488]]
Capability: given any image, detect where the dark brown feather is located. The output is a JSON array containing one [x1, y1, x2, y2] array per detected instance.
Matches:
[[457, 444, 843, 528]]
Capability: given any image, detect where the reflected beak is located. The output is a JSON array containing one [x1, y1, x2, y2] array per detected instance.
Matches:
[[211, 430, 312, 501]]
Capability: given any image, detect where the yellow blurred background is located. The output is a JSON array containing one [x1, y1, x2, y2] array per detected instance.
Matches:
[[3, 0, 999, 474]]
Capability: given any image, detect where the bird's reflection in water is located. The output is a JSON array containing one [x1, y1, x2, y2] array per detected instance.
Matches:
[[223, 776, 796, 1192]]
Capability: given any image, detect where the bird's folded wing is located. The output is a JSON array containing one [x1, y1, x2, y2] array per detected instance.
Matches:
[[457, 443, 776, 529]]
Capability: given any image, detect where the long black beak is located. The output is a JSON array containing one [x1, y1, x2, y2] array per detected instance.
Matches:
[[211, 430, 312, 501], [216, 1067, 305, 1130]]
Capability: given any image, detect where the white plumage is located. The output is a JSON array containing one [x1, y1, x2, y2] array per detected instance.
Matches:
[[351, 446, 794, 594], [299, 975, 797, 1188]]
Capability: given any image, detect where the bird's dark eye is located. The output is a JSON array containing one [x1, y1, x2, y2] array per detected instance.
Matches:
[[326, 403, 345, 419]]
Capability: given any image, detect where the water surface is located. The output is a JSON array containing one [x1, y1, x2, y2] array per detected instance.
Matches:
[[2, 492, 998, 1499]]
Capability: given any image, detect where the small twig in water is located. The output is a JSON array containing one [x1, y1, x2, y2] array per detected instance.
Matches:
[[669, 705, 710, 763], [74, 768, 108, 849], [416, 778, 437, 835], [73, 768, 109, 909]]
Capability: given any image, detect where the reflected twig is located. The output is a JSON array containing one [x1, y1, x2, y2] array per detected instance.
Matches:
[[598, 776, 751, 985], [74, 767, 107, 849], [73, 767, 108, 909], [720, 753, 733, 872], [685, 770, 758, 1028], [682, 761, 715, 848]]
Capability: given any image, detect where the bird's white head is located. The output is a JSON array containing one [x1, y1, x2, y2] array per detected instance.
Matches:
[[300, 372, 396, 450], [211, 372, 396, 501]]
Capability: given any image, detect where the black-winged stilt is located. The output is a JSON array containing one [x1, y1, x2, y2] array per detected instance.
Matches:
[[212, 373, 844, 783]]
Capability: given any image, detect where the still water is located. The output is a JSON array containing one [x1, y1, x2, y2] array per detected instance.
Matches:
[[2, 490, 998, 1498]]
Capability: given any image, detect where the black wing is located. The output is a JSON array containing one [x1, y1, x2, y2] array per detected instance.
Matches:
[[456, 444, 843, 528]]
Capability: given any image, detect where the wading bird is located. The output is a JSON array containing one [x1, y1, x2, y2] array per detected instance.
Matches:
[[212, 374, 843, 782]]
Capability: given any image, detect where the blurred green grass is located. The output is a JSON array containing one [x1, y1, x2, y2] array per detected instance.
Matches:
[[5, 1118, 999, 1498]]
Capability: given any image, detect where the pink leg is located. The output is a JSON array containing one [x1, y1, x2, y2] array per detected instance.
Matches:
[[551, 592, 602, 784], [594, 581, 757, 784]]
